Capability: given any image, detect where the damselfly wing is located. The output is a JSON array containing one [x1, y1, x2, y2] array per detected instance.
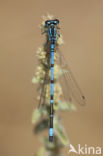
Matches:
[[57, 49, 86, 106]]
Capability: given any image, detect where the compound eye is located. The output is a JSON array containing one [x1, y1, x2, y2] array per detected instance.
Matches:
[[55, 19, 59, 24], [53, 21, 57, 24], [47, 21, 51, 25], [45, 20, 51, 26], [53, 19, 59, 25]]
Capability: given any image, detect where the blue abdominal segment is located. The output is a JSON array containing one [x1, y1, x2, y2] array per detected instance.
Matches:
[[49, 128, 53, 136]]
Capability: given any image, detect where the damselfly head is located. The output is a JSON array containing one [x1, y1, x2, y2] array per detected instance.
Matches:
[[45, 19, 59, 27]]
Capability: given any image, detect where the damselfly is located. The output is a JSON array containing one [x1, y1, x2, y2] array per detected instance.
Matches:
[[37, 19, 86, 142]]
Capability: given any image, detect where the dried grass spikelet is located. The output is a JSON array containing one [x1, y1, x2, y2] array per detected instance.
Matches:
[[36, 47, 46, 58], [36, 65, 45, 77], [40, 13, 54, 33], [54, 83, 62, 101], [41, 13, 54, 27], [36, 47, 47, 64], [57, 34, 64, 45], [32, 65, 46, 83], [54, 116, 69, 145], [54, 64, 63, 79]]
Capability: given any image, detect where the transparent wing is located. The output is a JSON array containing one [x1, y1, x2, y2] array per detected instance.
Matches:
[[37, 77, 47, 108], [37, 54, 50, 108], [57, 49, 86, 106]]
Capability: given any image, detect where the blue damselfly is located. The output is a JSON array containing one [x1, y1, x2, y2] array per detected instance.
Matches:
[[37, 19, 86, 142]]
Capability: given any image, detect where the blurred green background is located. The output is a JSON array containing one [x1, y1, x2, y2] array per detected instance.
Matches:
[[0, 0, 103, 156]]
